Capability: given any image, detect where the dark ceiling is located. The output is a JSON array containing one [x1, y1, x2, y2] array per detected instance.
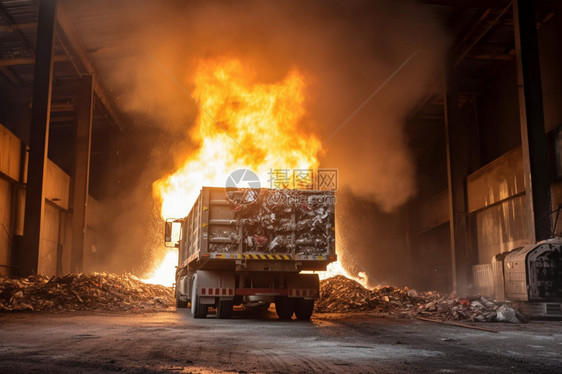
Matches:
[[0, 0, 559, 197]]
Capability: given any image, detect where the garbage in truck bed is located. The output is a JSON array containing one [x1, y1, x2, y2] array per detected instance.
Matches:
[[209, 188, 335, 256]]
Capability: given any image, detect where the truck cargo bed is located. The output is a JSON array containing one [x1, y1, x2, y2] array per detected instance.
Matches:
[[178, 187, 336, 272]]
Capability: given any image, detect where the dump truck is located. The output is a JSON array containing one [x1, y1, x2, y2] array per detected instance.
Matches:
[[165, 187, 337, 319]]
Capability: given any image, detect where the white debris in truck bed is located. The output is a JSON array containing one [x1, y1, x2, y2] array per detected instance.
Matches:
[[209, 189, 335, 255]]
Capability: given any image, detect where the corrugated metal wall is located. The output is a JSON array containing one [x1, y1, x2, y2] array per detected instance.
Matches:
[[467, 148, 530, 264], [38, 203, 60, 275], [0, 178, 12, 274], [0, 124, 21, 275], [0, 123, 101, 276]]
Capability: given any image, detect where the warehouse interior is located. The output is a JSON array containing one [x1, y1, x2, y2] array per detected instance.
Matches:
[[0, 0, 561, 299]]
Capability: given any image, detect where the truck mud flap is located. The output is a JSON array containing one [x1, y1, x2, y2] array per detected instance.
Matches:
[[286, 273, 320, 299], [194, 270, 235, 301]]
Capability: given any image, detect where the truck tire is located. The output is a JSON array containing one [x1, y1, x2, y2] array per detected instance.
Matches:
[[176, 298, 188, 308], [295, 299, 314, 321], [217, 299, 233, 319], [275, 296, 295, 320], [191, 276, 208, 318], [175, 285, 188, 309]]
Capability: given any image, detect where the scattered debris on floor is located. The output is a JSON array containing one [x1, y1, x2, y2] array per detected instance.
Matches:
[[315, 275, 526, 323], [0, 273, 174, 312], [2, 273, 526, 322]]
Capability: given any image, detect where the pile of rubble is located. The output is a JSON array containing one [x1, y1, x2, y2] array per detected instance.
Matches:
[[0, 273, 174, 312], [316, 275, 525, 323]]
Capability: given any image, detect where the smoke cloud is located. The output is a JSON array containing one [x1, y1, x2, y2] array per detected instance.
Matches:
[[62, 0, 448, 277]]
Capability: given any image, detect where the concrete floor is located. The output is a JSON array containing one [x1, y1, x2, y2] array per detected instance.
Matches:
[[0, 308, 561, 373]]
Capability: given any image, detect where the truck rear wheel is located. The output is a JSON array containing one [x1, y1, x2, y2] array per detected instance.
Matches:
[[295, 299, 314, 321], [275, 296, 295, 320], [175, 283, 188, 308], [217, 299, 233, 319], [191, 276, 208, 318]]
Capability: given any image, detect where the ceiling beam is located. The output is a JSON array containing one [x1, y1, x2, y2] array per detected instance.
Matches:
[[418, 0, 510, 9], [7, 82, 80, 102], [0, 4, 36, 57], [50, 115, 76, 123], [454, 2, 513, 66], [56, 6, 123, 132], [0, 55, 68, 66], [0, 66, 23, 85], [419, 0, 561, 12], [466, 51, 515, 61], [0, 22, 37, 34], [51, 102, 75, 112]]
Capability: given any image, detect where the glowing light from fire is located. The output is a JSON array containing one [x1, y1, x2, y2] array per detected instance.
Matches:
[[318, 260, 348, 280], [154, 58, 321, 219], [145, 58, 358, 286], [142, 249, 177, 286], [313, 253, 370, 287]]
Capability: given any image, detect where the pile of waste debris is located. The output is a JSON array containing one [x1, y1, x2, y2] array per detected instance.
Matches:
[[0, 273, 174, 312], [211, 188, 335, 256], [316, 275, 525, 323]]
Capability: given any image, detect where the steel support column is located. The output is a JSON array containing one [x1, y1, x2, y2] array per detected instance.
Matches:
[[19, 0, 57, 276], [444, 69, 470, 294], [70, 75, 93, 272], [513, 0, 552, 241]]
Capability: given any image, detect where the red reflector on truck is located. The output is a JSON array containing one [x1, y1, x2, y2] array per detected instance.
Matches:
[[200, 288, 234, 296]]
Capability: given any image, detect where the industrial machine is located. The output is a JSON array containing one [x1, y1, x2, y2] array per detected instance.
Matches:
[[165, 187, 337, 319], [492, 238, 562, 318]]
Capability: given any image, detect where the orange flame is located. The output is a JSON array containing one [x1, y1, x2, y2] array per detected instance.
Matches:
[[142, 249, 177, 286], [144, 58, 349, 286], [154, 58, 321, 219]]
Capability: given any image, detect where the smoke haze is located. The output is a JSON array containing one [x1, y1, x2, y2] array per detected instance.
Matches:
[[62, 0, 448, 277]]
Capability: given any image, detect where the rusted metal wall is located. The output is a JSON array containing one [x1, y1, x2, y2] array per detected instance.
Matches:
[[475, 195, 530, 263], [44, 161, 70, 210], [0, 123, 76, 276], [38, 202, 60, 276], [467, 148, 525, 213], [0, 124, 22, 275], [467, 148, 530, 263], [36, 161, 70, 276], [0, 179, 12, 275], [473, 264, 494, 296]]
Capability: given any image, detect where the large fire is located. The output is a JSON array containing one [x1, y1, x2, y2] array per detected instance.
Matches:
[[143, 58, 345, 286], [155, 58, 321, 219]]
